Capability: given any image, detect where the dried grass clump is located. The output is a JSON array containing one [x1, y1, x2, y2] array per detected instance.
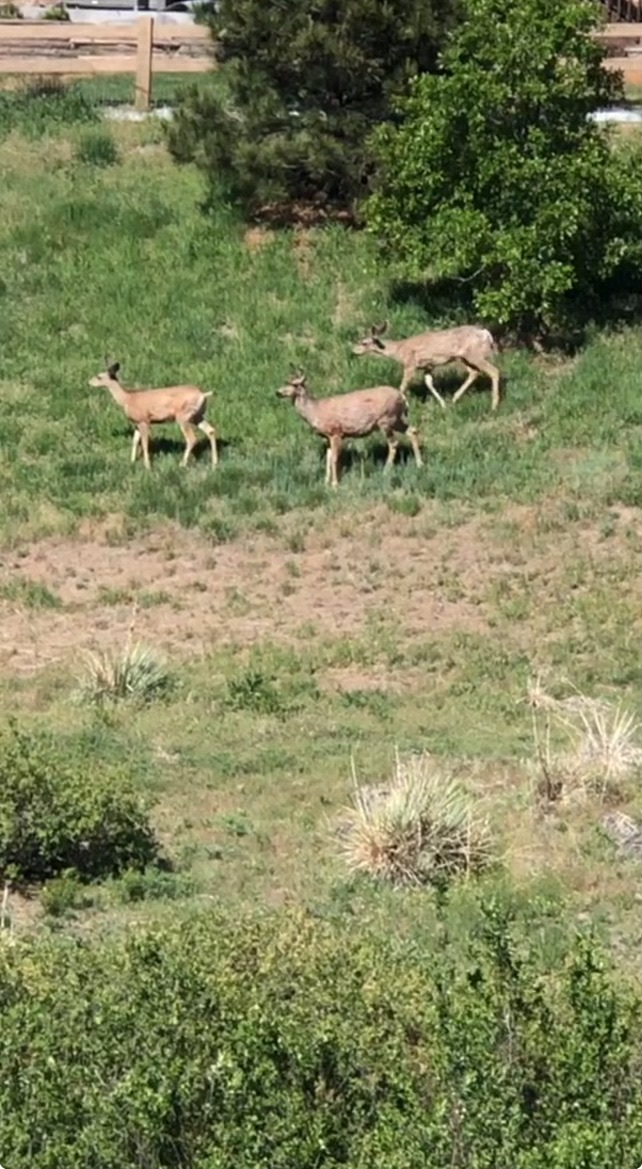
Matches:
[[337, 753, 492, 887], [528, 673, 642, 804]]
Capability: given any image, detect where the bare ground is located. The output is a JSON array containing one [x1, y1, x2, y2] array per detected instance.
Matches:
[[0, 502, 641, 676]]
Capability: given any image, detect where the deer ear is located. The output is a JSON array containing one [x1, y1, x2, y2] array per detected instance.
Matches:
[[372, 320, 388, 336], [108, 361, 120, 378]]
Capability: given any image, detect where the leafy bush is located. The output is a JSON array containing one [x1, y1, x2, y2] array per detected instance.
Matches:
[[338, 753, 492, 885], [76, 642, 174, 705], [1, 901, 642, 1168], [0, 724, 158, 885], [41, 870, 94, 917], [366, 0, 642, 339], [74, 128, 119, 168], [0, 2, 22, 17], [167, 0, 461, 217], [43, 3, 70, 17], [0, 80, 96, 140]]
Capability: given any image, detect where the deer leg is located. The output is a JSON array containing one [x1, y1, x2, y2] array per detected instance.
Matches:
[[399, 368, 413, 399], [380, 425, 398, 471], [329, 434, 342, 488], [452, 363, 480, 404], [324, 444, 333, 486], [179, 421, 199, 467], [424, 371, 447, 409], [138, 422, 152, 470], [198, 420, 218, 467], [475, 357, 501, 411], [406, 426, 423, 468], [131, 429, 141, 463]]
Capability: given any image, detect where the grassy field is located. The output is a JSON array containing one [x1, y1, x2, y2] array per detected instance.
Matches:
[[3, 83, 642, 957]]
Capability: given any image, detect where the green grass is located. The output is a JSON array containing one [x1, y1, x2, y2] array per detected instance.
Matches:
[[3, 88, 642, 965], [1, 96, 642, 543]]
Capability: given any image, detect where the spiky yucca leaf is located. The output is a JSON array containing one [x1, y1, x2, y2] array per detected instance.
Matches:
[[338, 754, 492, 887], [76, 642, 173, 705]]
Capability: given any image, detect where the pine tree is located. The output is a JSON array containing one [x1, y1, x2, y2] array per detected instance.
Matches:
[[168, 0, 460, 219]]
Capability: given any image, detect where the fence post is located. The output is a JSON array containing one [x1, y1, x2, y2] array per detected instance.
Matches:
[[135, 15, 154, 112]]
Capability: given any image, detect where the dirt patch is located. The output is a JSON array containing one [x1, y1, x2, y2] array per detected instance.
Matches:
[[0, 502, 640, 676]]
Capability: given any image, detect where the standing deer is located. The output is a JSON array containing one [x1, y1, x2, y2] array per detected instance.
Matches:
[[352, 321, 501, 411], [276, 371, 422, 488], [89, 361, 218, 470]]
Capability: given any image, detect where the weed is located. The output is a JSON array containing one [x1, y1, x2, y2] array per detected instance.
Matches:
[[529, 676, 642, 803], [74, 129, 119, 168], [112, 866, 195, 904], [0, 579, 61, 609], [0, 80, 96, 140]]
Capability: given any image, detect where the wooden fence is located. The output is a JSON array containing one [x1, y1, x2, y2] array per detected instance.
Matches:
[[0, 18, 641, 109], [0, 17, 212, 109]]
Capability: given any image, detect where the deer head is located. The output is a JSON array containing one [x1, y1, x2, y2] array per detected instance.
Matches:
[[351, 321, 389, 355], [276, 369, 307, 400], [88, 359, 121, 389]]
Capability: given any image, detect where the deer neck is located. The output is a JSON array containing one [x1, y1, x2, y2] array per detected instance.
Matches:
[[377, 339, 403, 361], [294, 391, 320, 428], [104, 378, 129, 408]]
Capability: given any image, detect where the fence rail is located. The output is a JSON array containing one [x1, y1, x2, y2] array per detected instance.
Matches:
[[0, 19, 641, 109], [0, 17, 212, 108]]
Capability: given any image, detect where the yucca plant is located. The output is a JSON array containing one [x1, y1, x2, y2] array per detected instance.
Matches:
[[337, 753, 492, 887], [76, 640, 173, 705]]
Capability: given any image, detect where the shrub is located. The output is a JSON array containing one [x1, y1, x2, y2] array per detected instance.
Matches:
[[366, 0, 642, 340], [0, 2, 22, 16], [337, 752, 492, 886], [0, 723, 158, 885], [167, 0, 462, 217], [1, 904, 642, 1168], [74, 128, 119, 168], [43, 2, 70, 17], [76, 642, 174, 705], [41, 869, 94, 917]]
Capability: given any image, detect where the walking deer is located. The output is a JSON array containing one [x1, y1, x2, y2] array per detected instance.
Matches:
[[89, 361, 218, 470], [352, 321, 501, 411], [276, 371, 422, 488]]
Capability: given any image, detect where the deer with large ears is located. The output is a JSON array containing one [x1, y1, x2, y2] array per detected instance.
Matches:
[[89, 360, 218, 470], [276, 369, 422, 488], [352, 320, 501, 410]]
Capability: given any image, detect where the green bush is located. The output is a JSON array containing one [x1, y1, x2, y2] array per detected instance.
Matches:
[[0, 724, 158, 885], [1, 900, 642, 1168], [0, 2, 22, 17], [43, 3, 70, 17], [366, 0, 642, 339], [74, 128, 119, 168], [167, 0, 461, 217]]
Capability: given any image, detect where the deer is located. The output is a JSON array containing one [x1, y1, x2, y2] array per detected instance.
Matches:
[[88, 361, 218, 470], [276, 371, 422, 488], [352, 321, 501, 411]]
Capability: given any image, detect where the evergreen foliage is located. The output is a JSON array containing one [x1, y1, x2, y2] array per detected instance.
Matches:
[[167, 0, 461, 217]]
